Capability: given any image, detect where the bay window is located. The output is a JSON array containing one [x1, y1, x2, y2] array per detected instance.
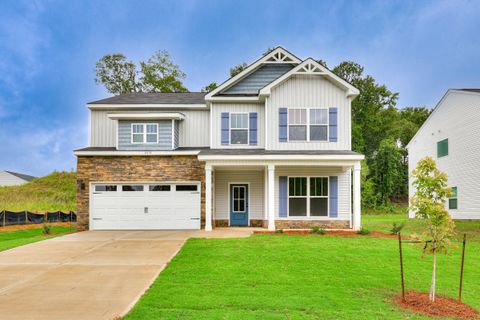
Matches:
[[288, 177, 329, 217]]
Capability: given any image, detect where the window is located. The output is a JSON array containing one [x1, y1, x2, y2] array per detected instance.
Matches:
[[149, 185, 171, 191], [309, 109, 328, 141], [95, 185, 117, 192], [437, 139, 448, 158], [288, 109, 307, 141], [449, 186, 458, 209], [288, 177, 307, 216], [176, 185, 198, 191], [288, 177, 329, 217], [288, 108, 328, 141], [230, 113, 249, 145], [131, 123, 158, 144], [122, 185, 144, 191]]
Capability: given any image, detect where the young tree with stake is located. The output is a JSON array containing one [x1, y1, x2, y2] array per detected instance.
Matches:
[[410, 157, 456, 302]]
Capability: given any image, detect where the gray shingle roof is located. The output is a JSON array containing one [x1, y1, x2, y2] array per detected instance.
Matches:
[[88, 92, 207, 105], [4, 171, 36, 181]]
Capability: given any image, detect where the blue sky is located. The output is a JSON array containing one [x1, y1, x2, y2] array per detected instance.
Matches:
[[1, 0, 479, 176]]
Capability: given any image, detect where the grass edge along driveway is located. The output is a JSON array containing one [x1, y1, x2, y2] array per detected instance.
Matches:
[[0, 226, 75, 252], [125, 233, 479, 320]]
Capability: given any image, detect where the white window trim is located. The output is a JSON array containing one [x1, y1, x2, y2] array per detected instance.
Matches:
[[131, 123, 159, 144], [229, 112, 250, 146], [287, 108, 329, 142], [287, 176, 329, 218]]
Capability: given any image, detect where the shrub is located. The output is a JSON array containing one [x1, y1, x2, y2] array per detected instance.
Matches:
[[275, 229, 284, 234], [310, 226, 326, 235], [390, 222, 405, 235], [42, 224, 52, 235], [356, 227, 371, 235]]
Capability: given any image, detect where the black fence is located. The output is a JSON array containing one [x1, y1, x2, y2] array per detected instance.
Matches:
[[0, 211, 77, 227]]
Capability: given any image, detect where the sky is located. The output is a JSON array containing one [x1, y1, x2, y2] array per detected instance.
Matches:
[[0, 0, 479, 177]]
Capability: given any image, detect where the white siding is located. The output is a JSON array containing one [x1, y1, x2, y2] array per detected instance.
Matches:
[[214, 169, 264, 221], [275, 167, 351, 221], [89, 109, 209, 148], [267, 75, 351, 150], [408, 90, 480, 220], [210, 103, 265, 149], [0, 172, 29, 186]]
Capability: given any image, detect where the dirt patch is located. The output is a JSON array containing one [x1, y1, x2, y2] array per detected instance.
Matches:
[[0, 222, 76, 232], [394, 290, 479, 320], [253, 229, 400, 239]]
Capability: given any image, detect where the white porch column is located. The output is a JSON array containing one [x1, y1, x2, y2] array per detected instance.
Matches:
[[264, 168, 268, 225], [205, 164, 213, 231], [267, 164, 275, 231], [353, 161, 361, 231]]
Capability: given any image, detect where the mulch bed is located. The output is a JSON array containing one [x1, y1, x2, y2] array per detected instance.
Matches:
[[394, 290, 479, 320], [0, 222, 76, 232], [253, 229, 400, 239]]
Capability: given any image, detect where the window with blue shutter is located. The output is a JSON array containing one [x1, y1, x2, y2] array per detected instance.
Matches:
[[279, 176, 288, 218], [221, 113, 229, 145], [329, 108, 338, 142], [329, 176, 338, 218], [279, 108, 288, 142], [249, 112, 257, 145]]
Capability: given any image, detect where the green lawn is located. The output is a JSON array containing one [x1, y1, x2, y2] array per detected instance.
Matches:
[[0, 226, 75, 252], [125, 219, 479, 319]]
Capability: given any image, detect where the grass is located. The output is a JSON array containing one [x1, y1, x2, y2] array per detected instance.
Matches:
[[125, 222, 480, 319], [0, 171, 76, 212], [0, 225, 75, 252]]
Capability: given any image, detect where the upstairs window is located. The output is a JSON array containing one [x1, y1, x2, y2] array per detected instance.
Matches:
[[230, 113, 249, 145], [288, 108, 328, 141], [437, 139, 448, 158], [449, 186, 458, 209], [131, 123, 158, 144]]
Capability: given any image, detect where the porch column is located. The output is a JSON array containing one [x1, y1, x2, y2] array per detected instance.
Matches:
[[205, 164, 213, 231], [352, 161, 361, 231], [267, 164, 275, 231]]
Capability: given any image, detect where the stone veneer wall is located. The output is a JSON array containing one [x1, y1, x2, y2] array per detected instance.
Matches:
[[76, 155, 205, 231], [275, 220, 350, 229]]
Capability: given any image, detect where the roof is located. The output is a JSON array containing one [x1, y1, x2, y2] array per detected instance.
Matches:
[[3, 171, 36, 181], [88, 92, 207, 105], [458, 88, 480, 93], [74, 147, 206, 152]]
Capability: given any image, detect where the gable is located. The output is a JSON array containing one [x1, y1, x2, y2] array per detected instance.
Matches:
[[221, 64, 295, 95]]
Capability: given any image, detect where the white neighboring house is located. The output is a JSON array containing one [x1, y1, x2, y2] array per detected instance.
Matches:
[[407, 89, 480, 220], [0, 171, 36, 186]]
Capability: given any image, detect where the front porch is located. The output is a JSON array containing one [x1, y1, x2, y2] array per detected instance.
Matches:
[[199, 153, 363, 231]]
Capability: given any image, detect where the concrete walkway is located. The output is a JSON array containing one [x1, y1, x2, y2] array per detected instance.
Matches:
[[0, 228, 256, 320]]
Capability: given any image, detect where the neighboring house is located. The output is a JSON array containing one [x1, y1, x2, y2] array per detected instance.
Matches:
[[0, 171, 36, 186], [74, 47, 364, 231], [407, 89, 480, 220]]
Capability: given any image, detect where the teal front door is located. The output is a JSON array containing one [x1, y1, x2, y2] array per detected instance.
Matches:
[[230, 184, 248, 226]]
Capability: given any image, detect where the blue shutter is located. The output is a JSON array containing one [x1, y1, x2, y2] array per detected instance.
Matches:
[[249, 112, 257, 145], [279, 176, 288, 218], [329, 108, 338, 142], [329, 176, 338, 218], [221, 113, 229, 145], [279, 108, 288, 142]]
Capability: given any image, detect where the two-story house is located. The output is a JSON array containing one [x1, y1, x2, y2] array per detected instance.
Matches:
[[408, 89, 480, 220], [74, 47, 364, 231]]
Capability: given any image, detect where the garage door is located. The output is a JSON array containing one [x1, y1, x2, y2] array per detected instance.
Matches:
[[90, 182, 201, 230]]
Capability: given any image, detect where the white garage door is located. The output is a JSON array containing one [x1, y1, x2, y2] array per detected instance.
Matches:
[[90, 182, 201, 230]]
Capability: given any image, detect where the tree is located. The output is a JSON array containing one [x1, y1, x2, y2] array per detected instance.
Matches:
[[139, 50, 188, 93], [371, 138, 402, 205], [95, 54, 138, 95], [201, 82, 218, 93], [410, 157, 456, 302], [230, 62, 248, 77], [95, 50, 188, 95]]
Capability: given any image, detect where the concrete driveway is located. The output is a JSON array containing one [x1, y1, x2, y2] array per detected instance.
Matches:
[[0, 229, 255, 320]]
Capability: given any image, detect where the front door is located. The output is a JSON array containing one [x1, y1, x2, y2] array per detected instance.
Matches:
[[230, 184, 248, 226]]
